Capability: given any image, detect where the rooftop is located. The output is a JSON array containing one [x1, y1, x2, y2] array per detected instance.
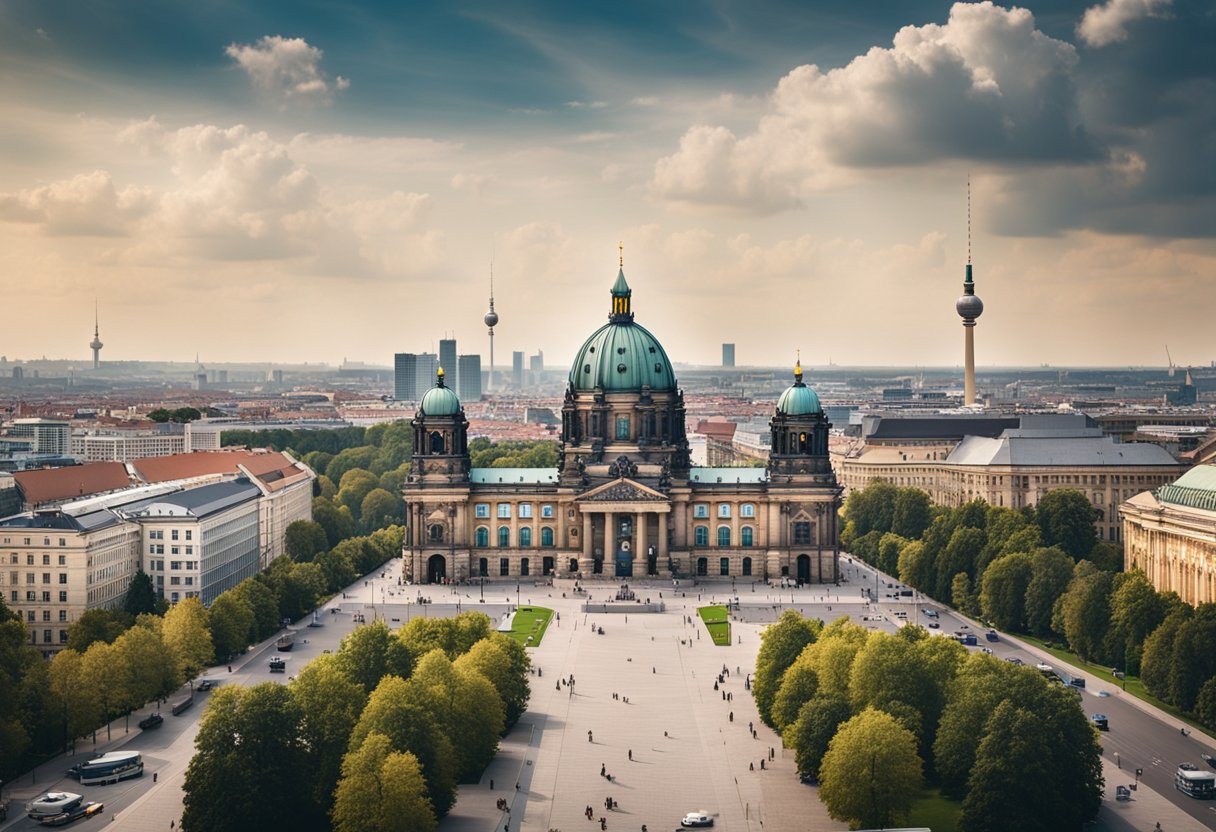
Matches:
[[945, 433, 1182, 467], [14, 462, 133, 507], [131, 450, 296, 484], [119, 478, 261, 520], [1156, 465, 1216, 511], [690, 467, 768, 484], [471, 468, 560, 484]]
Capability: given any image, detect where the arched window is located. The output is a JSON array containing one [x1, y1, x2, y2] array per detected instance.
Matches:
[[741, 503, 756, 518], [429, 431, 445, 454], [694, 526, 709, 547], [498, 526, 510, 547], [475, 527, 489, 547], [519, 527, 532, 547], [429, 524, 444, 543], [741, 526, 754, 547], [717, 526, 731, 547], [541, 527, 554, 547], [742, 556, 752, 576]]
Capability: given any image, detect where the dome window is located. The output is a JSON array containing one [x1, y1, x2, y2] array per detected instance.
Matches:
[[654, 363, 663, 373], [617, 363, 627, 373], [589, 346, 596, 353], [617, 346, 626, 354], [649, 346, 656, 354], [584, 364, 591, 374]]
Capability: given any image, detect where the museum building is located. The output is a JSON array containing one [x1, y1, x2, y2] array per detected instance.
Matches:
[[402, 267, 842, 583]]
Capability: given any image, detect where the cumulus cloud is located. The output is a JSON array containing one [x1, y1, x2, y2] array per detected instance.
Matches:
[[1077, 0, 1171, 47], [225, 36, 349, 106], [652, 2, 1095, 211], [0, 171, 154, 235]]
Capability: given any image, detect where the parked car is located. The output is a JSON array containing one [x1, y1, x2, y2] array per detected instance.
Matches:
[[138, 713, 163, 730], [927, 622, 940, 629], [681, 812, 714, 827]]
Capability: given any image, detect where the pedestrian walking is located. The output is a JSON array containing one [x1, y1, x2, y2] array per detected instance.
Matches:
[[589, 730, 594, 742], [628, 749, 632, 761]]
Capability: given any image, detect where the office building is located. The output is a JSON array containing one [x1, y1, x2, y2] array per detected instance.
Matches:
[[722, 343, 735, 369], [457, 354, 482, 403], [394, 353, 418, 401], [512, 351, 524, 390], [71, 422, 220, 462], [7, 419, 71, 456], [439, 339, 458, 390]]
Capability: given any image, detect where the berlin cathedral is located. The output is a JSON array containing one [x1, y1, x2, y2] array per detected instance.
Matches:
[[402, 265, 842, 584]]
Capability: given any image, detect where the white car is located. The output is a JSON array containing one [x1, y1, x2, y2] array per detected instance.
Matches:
[[681, 812, 714, 827]]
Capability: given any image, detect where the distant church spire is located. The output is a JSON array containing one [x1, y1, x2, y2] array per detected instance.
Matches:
[[610, 245, 633, 323]]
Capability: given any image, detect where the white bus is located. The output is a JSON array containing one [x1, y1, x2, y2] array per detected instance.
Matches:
[[1176, 763, 1215, 799], [72, 751, 144, 786]]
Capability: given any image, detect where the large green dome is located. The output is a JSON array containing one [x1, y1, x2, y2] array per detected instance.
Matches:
[[568, 268, 677, 392], [420, 371, 461, 415], [776, 362, 822, 415]]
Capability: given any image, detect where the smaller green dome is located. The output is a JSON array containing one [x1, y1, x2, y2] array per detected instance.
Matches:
[[776, 361, 821, 415], [420, 370, 461, 416]]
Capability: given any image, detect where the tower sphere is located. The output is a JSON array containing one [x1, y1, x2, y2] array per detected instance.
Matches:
[[956, 294, 984, 320], [484, 308, 499, 327]]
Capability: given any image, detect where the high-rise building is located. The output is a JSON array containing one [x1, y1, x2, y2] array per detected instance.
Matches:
[[458, 354, 482, 402], [439, 339, 457, 390], [9, 419, 71, 456], [89, 302, 103, 370], [722, 343, 735, 369], [394, 353, 419, 401], [529, 351, 544, 385], [416, 353, 438, 400], [512, 351, 524, 389]]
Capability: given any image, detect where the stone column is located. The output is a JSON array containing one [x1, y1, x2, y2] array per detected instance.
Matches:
[[605, 511, 616, 572], [580, 511, 594, 575], [657, 511, 668, 565], [636, 511, 648, 575]]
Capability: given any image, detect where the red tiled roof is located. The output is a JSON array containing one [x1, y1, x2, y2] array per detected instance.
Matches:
[[131, 450, 293, 484], [15, 463, 132, 507]]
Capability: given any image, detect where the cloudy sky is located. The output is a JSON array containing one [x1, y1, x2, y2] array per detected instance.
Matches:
[[0, 0, 1212, 369]]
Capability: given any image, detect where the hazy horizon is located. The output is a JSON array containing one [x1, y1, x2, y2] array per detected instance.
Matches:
[[1, 0, 1211, 368]]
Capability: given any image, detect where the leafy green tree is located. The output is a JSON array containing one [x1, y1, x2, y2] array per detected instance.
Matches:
[[820, 707, 922, 830], [1023, 547, 1074, 637], [842, 481, 898, 538], [754, 609, 820, 725], [325, 447, 378, 487], [1088, 541, 1124, 573], [285, 520, 329, 562], [316, 475, 338, 500], [979, 553, 1033, 631], [81, 640, 131, 739], [0, 599, 36, 773], [1059, 569, 1113, 663], [896, 540, 926, 589], [397, 611, 493, 661], [182, 684, 312, 832], [936, 527, 984, 600], [771, 657, 819, 733], [951, 572, 978, 617], [952, 499, 989, 531], [784, 695, 853, 781], [1106, 570, 1165, 675], [163, 597, 213, 680], [1035, 489, 1097, 559], [49, 648, 100, 748], [313, 498, 357, 548], [1140, 609, 1189, 703], [408, 650, 504, 781], [67, 608, 130, 652], [290, 655, 367, 818], [316, 548, 358, 592], [802, 618, 869, 698], [378, 463, 412, 495], [209, 591, 255, 660], [1168, 604, 1216, 711], [337, 469, 379, 519], [1195, 677, 1216, 730], [235, 578, 282, 641], [115, 623, 181, 707], [892, 488, 933, 539], [123, 569, 160, 617], [877, 533, 908, 577], [350, 675, 459, 816], [335, 620, 414, 693], [332, 733, 436, 832], [960, 702, 1055, 832], [360, 488, 403, 533], [454, 635, 531, 729]]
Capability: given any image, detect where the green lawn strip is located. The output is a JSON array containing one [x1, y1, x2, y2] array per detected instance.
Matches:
[[698, 605, 731, 646], [506, 606, 553, 647], [1017, 634, 1208, 732], [907, 787, 960, 832]]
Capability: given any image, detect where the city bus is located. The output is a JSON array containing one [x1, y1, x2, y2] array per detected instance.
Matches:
[[71, 751, 143, 786], [1176, 764, 1215, 799]]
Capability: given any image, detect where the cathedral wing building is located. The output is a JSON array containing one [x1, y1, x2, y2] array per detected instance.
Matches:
[[402, 265, 842, 583]]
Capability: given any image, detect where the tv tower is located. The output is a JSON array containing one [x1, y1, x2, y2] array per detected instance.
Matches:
[[484, 265, 499, 391], [89, 301, 104, 370], [956, 178, 984, 406]]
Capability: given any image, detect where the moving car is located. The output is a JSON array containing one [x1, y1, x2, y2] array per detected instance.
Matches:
[[985, 630, 999, 642], [927, 622, 940, 629], [38, 802, 104, 827], [1091, 713, 1109, 731], [680, 812, 714, 827], [197, 680, 213, 691], [1006, 657, 1024, 666], [269, 656, 286, 672], [137, 713, 163, 730]]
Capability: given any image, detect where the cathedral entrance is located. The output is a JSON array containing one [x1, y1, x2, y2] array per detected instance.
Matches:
[[542, 556, 554, 576], [796, 554, 811, 584], [615, 543, 634, 577], [427, 554, 447, 583]]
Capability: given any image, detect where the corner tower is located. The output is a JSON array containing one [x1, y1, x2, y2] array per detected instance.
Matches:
[[768, 359, 834, 482], [410, 368, 470, 484]]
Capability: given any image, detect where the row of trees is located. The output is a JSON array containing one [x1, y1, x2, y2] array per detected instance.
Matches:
[[844, 479, 1216, 730], [182, 612, 530, 832], [756, 611, 1102, 831], [469, 438, 558, 469]]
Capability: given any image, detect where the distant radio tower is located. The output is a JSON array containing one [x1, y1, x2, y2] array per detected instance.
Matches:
[[956, 177, 984, 406], [89, 300, 104, 370], [484, 265, 499, 391]]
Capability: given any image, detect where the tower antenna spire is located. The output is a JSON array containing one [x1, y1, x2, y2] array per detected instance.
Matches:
[[967, 173, 972, 266], [619, 240, 623, 270]]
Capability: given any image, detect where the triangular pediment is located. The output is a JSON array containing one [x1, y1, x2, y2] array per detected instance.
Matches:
[[577, 477, 668, 503]]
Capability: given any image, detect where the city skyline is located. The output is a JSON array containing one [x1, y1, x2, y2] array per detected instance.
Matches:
[[0, 0, 1211, 367]]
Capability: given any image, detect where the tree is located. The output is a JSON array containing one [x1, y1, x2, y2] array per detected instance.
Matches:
[[1035, 489, 1097, 559], [360, 488, 403, 533], [290, 655, 367, 818], [325, 448, 377, 489], [163, 597, 213, 680], [209, 591, 255, 661], [897, 540, 926, 588], [1167, 604, 1216, 711], [337, 469, 379, 520], [936, 527, 985, 600], [979, 553, 1033, 632], [892, 488, 933, 539], [771, 657, 819, 733], [285, 520, 329, 562], [332, 733, 436, 832], [802, 619, 869, 699], [1106, 570, 1165, 675], [1140, 610, 1189, 703], [1023, 547, 1074, 637], [951, 572, 978, 617], [842, 481, 898, 537], [819, 708, 922, 829], [407, 649, 504, 781], [350, 676, 459, 817], [754, 610, 820, 726], [1088, 541, 1124, 573], [784, 695, 853, 781], [67, 608, 130, 652], [49, 649, 100, 748], [960, 702, 1056, 832], [877, 533, 908, 577], [80, 640, 132, 739], [182, 684, 312, 832], [313, 498, 357, 548], [1195, 677, 1216, 730], [235, 578, 282, 641], [397, 611, 493, 661], [335, 620, 414, 694], [316, 548, 358, 592], [1059, 569, 1113, 663], [454, 635, 531, 729], [115, 623, 180, 707], [123, 569, 160, 617]]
